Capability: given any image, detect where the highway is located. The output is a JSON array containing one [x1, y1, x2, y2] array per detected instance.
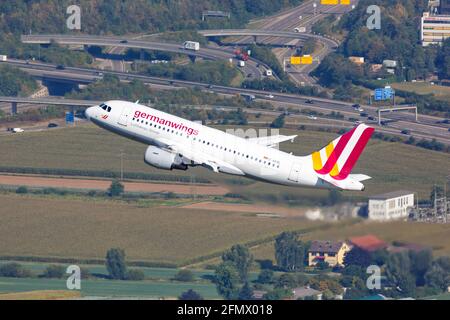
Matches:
[[21, 34, 266, 80], [1, 59, 449, 145]]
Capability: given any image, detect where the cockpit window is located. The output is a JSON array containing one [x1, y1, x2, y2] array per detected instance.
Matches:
[[100, 103, 112, 112]]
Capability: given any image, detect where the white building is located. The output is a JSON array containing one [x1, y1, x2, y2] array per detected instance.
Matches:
[[421, 12, 450, 46], [368, 191, 415, 221]]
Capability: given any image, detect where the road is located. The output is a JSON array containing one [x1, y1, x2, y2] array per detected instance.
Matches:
[[1, 58, 449, 145], [223, 0, 355, 85], [21, 34, 265, 80]]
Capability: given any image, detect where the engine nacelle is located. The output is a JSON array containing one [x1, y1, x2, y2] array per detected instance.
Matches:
[[144, 146, 187, 170]]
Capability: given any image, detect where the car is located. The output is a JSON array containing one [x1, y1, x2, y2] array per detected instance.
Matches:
[[380, 121, 388, 126], [56, 64, 65, 70], [401, 129, 411, 135], [352, 104, 360, 109], [48, 123, 58, 128], [448, 128, 450, 132], [305, 99, 314, 104], [207, 84, 214, 89], [308, 115, 317, 120], [266, 94, 274, 99], [120, 40, 128, 43], [360, 112, 368, 117], [354, 120, 363, 125], [368, 116, 376, 121]]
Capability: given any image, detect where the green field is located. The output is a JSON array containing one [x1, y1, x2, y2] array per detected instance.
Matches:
[[0, 193, 323, 264], [0, 123, 448, 201], [0, 277, 220, 299], [392, 82, 450, 101]]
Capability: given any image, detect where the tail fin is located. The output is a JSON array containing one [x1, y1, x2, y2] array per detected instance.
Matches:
[[310, 124, 374, 181]]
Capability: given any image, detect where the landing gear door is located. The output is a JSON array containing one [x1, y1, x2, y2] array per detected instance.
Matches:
[[118, 105, 132, 126], [288, 162, 301, 182]]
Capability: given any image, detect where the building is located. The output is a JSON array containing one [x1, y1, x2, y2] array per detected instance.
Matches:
[[307, 240, 351, 267], [421, 12, 450, 46], [368, 190, 415, 221], [291, 287, 322, 300], [349, 235, 387, 252], [348, 56, 364, 65]]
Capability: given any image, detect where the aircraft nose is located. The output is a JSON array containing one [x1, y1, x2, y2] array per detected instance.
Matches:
[[85, 106, 95, 120]]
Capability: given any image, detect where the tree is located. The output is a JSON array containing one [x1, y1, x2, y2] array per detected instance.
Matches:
[[126, 269, 145, 281], [106, 248, 127, 280], [238, 282, 254, 300], [42, 265, 65, 278], [222, 244, 253, 282], [343, 247, 372, 268], [409, 249, 432, 286], [0, 263, 32, 278], [425, 257, 450, 291], [270, 114, 285, 128], [174, 269, 195, 282], [179, 289, 204, 300], [214, 262, 240, 300], [257, 269, 274, 284], [108, 179, 124, 197], [274, 232, 306, 272], [275, 273, 297, 290]]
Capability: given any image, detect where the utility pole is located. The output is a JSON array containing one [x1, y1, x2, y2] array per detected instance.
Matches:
[[119, 149, 124, 181]]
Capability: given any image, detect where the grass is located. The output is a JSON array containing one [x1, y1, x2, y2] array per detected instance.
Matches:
[[0, 289, 81, 300], [391, 82, 450, 102], [0, 123, 448, 202], [0, 277, 220, 299], [0, 193, 323, 265]]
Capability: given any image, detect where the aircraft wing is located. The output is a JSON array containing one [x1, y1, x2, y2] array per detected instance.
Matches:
[[247, 134, 297, 148], [157, 138, 245, 176]]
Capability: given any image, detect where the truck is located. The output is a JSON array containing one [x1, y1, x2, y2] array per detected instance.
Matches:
[[265, 69, 273, 76], [12, 128, 24, 133], [294, 27, 306, 33], [241, 93, 255, 102], [239, 60, 245, 67], [0, 55, 7, 61], [234, 48, 249, 61], [183, 41, 200, 51]]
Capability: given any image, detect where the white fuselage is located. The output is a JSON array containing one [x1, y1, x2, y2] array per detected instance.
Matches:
[[86, 100, 330, 189]]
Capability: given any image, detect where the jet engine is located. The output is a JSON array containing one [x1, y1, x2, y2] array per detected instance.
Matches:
[[144, 146, 188, 170]]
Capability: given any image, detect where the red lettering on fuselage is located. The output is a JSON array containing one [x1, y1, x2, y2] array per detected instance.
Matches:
[[133, 110, 198, 135]]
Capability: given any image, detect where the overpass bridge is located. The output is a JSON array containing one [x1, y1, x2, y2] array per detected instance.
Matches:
[[21, 34, 266, 80]]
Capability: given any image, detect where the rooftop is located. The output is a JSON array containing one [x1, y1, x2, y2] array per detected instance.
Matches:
[[370, 190, 414, 200], [292, 287, 322, 299], [349, 235, 387, 252], [309, 240, 345, 254]]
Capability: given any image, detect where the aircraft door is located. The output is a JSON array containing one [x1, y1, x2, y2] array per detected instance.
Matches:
[[288, 162, 301, 182], [117, 105, 132, 126]]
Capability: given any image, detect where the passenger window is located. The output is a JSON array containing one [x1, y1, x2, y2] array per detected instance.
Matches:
[[107, 107, 111, 112]]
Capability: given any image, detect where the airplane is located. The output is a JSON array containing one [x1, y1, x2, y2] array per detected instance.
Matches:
[[85, 100, 374, 191]]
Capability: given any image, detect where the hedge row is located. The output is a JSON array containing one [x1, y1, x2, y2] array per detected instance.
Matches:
[[0, 166, 210, 184]]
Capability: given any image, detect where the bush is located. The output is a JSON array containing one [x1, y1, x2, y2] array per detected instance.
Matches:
[[108, 179, 124, 197], [173, 269, 195, 282], [16, 186, 28, 194], [0, 263, 32, 278], [179, 289, 204, 300], [42, 265, 65, 278], [126, 269, 145, 281]]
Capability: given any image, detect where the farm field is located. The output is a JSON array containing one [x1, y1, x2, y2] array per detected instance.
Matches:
[[391, 82, 450, 101], [0, 193, 324, 264], [0, 124, 448, 201]]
